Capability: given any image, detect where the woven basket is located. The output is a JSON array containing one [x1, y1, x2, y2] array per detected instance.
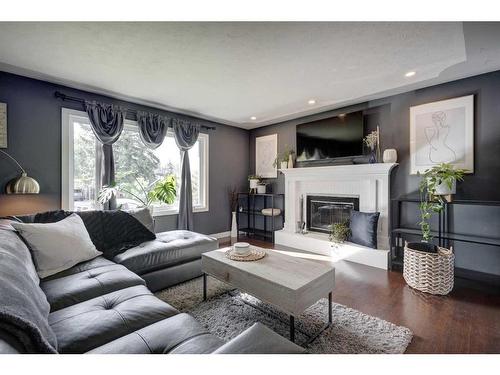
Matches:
[[403, 242, 455, 295]]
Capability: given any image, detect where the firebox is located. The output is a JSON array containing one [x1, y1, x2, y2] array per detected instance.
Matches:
[[306, 195, 359, 234]]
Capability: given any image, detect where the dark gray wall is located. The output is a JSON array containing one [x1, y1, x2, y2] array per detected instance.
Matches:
[[250, 70, 500, 277], [0, 72, 249, 235]]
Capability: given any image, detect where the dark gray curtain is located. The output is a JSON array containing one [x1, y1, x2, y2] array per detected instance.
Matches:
[[137, 111, 170, 149], [172, 118, 200, 230], [84, 101, 127, 210]]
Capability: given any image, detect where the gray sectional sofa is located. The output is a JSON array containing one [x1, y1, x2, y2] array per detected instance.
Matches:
[[0, 213, 304, 354]]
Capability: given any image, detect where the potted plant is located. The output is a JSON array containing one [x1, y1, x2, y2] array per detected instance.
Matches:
[[329, 221, 351, 245], [248, 174, 261, 190], [99, 174, 177, 213], [410, 163, 467, 252], [273, 146, 295, 170]]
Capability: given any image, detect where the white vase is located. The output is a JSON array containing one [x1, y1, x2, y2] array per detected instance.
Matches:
[[231, 211, 238, 239], [257, 185, 266, 194], [287, 154, 294, 168], [383, 148, 398, 163], [280, 161, 288, 170]]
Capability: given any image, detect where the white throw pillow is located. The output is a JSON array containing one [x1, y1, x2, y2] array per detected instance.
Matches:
[[11, 213, 102, 278]]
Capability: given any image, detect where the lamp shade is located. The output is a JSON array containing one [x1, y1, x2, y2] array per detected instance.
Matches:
[[5, 172, 40, 194]]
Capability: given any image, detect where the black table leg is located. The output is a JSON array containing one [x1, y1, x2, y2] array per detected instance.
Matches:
[[328, 292, 332, 324], [202, 273, 207, 301], [290, 315, 295, 342]]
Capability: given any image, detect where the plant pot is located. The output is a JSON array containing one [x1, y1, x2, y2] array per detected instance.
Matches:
[[434, 179, 456, 196], [257, 185, 266, 194], [280, 161, 288, 170], [249, 179, 259, 189]]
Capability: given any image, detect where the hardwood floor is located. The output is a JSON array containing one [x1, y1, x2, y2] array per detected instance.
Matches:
[[220, 237, 500, 353]]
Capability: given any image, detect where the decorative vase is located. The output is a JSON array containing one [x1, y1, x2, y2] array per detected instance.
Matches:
[[280, 161, 288, 170], [383, 148, 398, 163], [287, 154, 294, 168], [368, 148, 377, 164], [231, 211, 238, 240], [257, 184, 266, 194]]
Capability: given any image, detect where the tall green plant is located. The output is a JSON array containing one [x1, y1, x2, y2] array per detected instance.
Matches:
[[418, 163, 467, 242], [99, 174, 177, 207]]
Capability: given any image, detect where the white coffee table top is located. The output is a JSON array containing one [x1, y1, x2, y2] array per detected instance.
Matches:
[[202, 247, 335, 316]]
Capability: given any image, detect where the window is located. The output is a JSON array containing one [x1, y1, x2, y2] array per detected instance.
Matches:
[[61, 108, 209, 216]]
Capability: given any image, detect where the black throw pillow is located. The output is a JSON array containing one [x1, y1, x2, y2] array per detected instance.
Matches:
[[348, 210, 380, 249], [25, 209, 156, 259]]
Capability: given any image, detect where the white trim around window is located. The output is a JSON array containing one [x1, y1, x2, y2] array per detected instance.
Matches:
[[61, 108, 209, 217]]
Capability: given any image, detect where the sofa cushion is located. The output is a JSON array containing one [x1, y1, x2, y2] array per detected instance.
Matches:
[[48, 285, 178, 353], [125, 207, 155, 232], [18, 210, 156, 260], [43, 256, 116, 281], [41, 264, 146, 312], [113, 230, 218, 275], [11, 214, 103, 278], [87, 313, 223, 354]]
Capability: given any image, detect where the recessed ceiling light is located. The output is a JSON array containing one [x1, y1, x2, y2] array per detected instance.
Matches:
[[308, 99, 316, 105], [250, 116, 257, 121], [405, 71, 416, 77]]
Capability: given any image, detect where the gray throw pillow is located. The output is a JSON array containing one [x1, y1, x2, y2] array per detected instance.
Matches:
[[125, 207, 155, 232], [11, 213, 102, 278], [348, 210, 380, 249]]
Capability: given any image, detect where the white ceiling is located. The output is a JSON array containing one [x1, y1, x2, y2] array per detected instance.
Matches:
[[0, 22, 500, 129]]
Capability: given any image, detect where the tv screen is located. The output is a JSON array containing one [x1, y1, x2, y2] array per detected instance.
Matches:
[[296, 111, 364, 163]]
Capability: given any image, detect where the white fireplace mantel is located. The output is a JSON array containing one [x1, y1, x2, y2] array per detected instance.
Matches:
[[275, 163, 398, 270]]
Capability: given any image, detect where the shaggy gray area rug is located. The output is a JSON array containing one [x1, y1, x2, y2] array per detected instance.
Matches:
[[156, 276, 413, 354]]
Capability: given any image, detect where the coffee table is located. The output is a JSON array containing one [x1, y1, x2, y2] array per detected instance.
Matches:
[[201, 247, 335, 343]]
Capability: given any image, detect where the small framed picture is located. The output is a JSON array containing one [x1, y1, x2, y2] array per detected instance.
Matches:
[[410, 95, 474, 174], [255, 134, 278, 178]]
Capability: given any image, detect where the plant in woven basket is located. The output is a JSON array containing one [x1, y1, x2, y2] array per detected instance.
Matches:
[[329, 221, 351, 244], [415, 163, 467, 250]]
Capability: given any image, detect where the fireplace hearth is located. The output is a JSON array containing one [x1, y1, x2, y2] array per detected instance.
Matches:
[[306, 195, 359, 234]]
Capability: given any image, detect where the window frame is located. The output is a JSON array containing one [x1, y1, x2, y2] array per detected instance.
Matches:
[[61, 108, 209, 217]]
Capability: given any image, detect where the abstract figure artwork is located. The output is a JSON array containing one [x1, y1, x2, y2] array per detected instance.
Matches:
[[255, 134, 278, 178], [410, 95, 474, 174]]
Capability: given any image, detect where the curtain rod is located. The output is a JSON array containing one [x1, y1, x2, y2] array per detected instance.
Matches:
[[54, 91, 216, 130]]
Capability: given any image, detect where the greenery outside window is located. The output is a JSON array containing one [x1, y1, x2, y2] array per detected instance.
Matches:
[[61, 108, 209, 216]]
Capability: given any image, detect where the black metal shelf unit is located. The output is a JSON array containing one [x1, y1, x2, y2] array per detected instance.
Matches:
[[236, 193, 284, 243], [390, 195, 500, 271]]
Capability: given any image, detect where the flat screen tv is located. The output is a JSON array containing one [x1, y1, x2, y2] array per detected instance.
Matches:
[[296, 111, 364, 163]]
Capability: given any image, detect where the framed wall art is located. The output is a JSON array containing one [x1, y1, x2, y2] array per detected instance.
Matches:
[[410, 95, 474, 174], [255, 133, 278, 178]]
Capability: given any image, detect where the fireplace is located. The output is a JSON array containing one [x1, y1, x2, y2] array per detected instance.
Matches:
[[306, 195, 359, 234]]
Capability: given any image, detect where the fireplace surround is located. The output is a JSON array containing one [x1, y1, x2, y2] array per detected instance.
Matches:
[[275, 163, 398, 270]]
